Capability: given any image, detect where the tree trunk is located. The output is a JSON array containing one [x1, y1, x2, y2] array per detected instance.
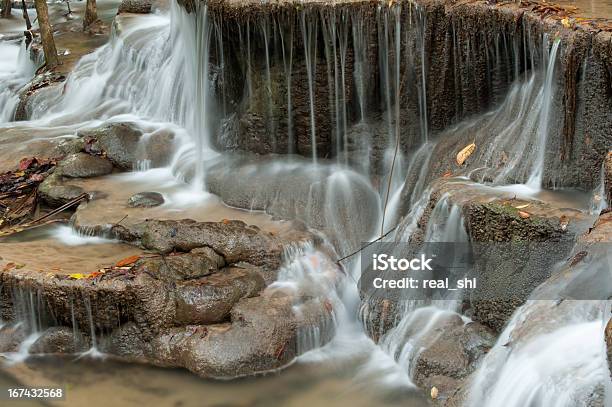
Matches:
[[1, 0, 12, 18], [83, 0, 96, 29], [34, 0, 59, 69], [21, 0, 31, 29]]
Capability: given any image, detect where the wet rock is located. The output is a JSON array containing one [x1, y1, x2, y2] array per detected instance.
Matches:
[[56, 153, 113, 178], [113, 218, 314, 271], [38, 173, 85, 207], [414, 318, 495, 385], [127, 191, 165, 208], [30, 327, 89, 354], [138, 247, 225, 281], [0, 324, 27, 353], [118, 0, 153, 14], [142, 130, 175, 168], [77, 123, 143, 170], [151, 295, 334, 378], [101, 322, 152, 360], [174, 267, 264, 325]]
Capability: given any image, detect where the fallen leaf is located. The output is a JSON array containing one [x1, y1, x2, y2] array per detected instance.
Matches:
[[88, 271, 104, 279], [15, 263, 25, 269], [18, 157, 37, 171], [456, 143, 476, 165], [2, 262, 16, 271], [518, 211, 531, 219], [13, 171, 25, 177], [443, 170, 453, 178], [514, 204, 530, 209], [68, 273, 85, 279], [115, 255, 140, 267], [222, 219, 230, 224], [561, 17, 571, 28], [431, 386, 439, 400]]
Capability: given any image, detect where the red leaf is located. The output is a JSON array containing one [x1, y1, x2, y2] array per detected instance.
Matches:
[[19, 157, 37, 171]]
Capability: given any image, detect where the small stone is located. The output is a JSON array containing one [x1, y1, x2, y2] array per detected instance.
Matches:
[[128, 192, 164, 208]]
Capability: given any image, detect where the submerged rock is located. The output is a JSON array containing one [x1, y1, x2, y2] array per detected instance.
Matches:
[[127, 191, 165, 208], [57, 153, 113, 178]]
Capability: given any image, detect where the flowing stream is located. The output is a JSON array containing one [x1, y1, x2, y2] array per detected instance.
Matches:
[[0, 1, 610, 406]]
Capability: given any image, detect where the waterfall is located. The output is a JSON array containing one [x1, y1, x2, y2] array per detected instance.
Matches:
[[300, 11, 319, 163], [0, 40, 37, 123], [526, 37, 561, 189], [466, 300, 611, 407]]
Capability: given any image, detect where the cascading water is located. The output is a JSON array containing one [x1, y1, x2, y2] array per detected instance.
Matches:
[[466, 300, 611, 407], [526, 36, 561, 190], [2, 1, 610, 406], [0, 40, 37, 123]]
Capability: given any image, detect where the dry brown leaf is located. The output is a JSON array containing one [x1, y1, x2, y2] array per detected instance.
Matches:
[[518, 211, 531, 219], [2, 262, 16, 272], [456, 143, 476, 165], [115, 255, 140, 267]]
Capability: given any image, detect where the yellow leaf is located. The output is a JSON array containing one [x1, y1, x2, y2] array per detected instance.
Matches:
[[514, 204, 530, 209], [13, 171, 25, 177], [68, 273, 85, 279], [456, 143, 476, 165], [431, 386, 439, 399], [561, 17, 571, 28]]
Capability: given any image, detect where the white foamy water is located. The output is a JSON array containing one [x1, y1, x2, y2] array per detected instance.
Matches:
[[0, 40, 36, 122]]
